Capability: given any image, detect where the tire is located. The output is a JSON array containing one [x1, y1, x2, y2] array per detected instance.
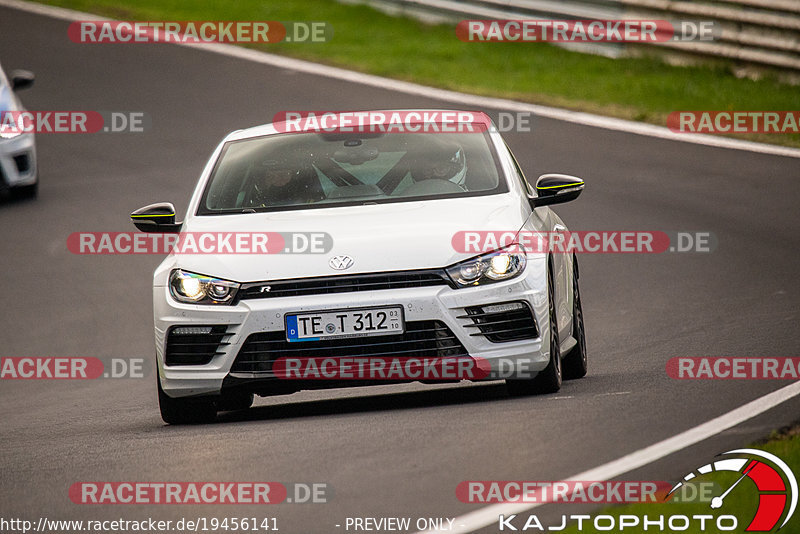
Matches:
[[157, 372, 217, 425], [506, 261, 562, 396], [12, 180, 38, 199], [218, 390, 254, 412], [562, 256, 587, 380]]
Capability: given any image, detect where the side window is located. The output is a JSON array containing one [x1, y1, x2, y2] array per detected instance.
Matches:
[[505, 143, 533, 196]]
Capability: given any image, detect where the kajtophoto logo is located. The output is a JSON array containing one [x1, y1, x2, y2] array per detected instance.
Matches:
[[495, 449, 796, 531], [666, 449, 797, 531]]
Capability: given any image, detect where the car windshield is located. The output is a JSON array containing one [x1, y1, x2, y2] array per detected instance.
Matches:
[[198, 131, 506, 214], [0, 67, 12, 114]]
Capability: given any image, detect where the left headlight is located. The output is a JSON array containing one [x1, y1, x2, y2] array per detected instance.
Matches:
[[446, 245, 527, 288], [169, 270, 240, 305]]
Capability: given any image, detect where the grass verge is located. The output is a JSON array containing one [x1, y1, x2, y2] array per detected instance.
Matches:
[[556, 424, 800, 533], [33, 0, 800, 147]]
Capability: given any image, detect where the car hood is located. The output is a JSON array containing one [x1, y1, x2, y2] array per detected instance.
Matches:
[[168, 194, 529, 283]]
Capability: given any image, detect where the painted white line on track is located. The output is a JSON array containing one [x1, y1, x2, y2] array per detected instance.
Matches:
[[2, 0, 800, 159], [416, 380, 800, 533]]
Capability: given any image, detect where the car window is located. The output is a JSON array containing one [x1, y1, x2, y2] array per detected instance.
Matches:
[[198, 131, 507, 214]]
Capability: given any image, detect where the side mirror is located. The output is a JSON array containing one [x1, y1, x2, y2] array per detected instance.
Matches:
[[528, 174, 585, 208], [131, 202, 182, 233], [10, 70, 35, 91]]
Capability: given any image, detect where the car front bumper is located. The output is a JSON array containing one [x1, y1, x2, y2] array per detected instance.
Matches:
[[154, 258, 550, 398], [0, 133, 37, 188]]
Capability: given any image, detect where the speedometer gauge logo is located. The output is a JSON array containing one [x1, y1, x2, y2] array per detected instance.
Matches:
[[667, 449, 797, 531]]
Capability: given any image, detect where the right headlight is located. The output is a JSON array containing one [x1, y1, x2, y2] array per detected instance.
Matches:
[[0, 119, 22, 139], [446, 244, 527, 288], [169, 270, 240, 305], [0, 97, 23, 139]]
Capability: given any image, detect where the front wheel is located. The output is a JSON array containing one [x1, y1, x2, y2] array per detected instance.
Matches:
[[506, 263, 562, 396], [13, 181, 38, 199], [562, 256, 587, 379], [157, 373, 217, 425]]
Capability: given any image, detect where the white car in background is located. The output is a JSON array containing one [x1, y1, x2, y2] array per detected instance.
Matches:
[[0, 62, 37, 198], [132, 110, 588, 424]]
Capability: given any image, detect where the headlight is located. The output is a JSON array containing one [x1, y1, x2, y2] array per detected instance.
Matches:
[[0, 105, 23, 139], [169, 270, 240, 305], [446, 245, 527, 287], [0, 125, 21, 139]]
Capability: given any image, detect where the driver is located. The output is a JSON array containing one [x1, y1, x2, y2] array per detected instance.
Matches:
[[411, 140, 467, 186], [249, 158, 316, 207]]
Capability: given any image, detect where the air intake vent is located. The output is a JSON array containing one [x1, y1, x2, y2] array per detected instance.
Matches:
[[13, 154, 30, 174], [165, 325, 231, 366], [460, 301, 538, 343]]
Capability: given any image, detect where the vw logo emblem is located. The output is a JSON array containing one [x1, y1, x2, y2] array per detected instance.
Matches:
[[329, 255, 354, 270]]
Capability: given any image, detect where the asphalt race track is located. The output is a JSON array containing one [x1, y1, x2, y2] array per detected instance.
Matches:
[[1, 5, 799, 533]]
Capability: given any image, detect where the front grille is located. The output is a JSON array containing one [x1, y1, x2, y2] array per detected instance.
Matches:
[[165, 325, 231, 366], [230, 320, 467, 375], [459, 301, 538, 343], [236, 269, 453, 301]]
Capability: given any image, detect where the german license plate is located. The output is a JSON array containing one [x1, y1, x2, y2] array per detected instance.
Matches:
[[286, 306, 404, 341]]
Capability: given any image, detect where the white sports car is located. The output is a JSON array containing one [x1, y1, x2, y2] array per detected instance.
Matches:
[[132, 110, 587, 424], [0, 62, 37, 198]]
